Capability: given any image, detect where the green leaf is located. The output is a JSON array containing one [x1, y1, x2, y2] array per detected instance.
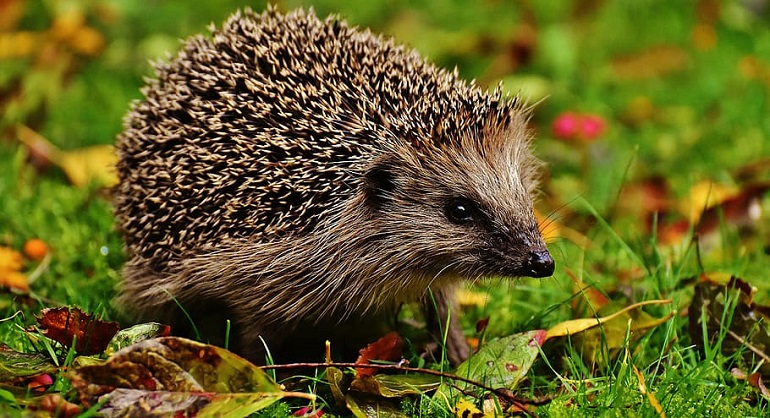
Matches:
[[346, 393, 409, 418], [350, 373, 441, 397], [433, 330, 545, 409], [103, 323, 171, 356], [0, 345, 56, 380]]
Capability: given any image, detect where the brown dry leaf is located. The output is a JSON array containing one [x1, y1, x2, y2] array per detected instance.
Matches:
[[17, 125, 118, 187], [354, 332, 403, 377], [611, 45, 690, 80], [40, 394, 82, 418], [36, 307, 120, 355], [689, 274, 770, 376]]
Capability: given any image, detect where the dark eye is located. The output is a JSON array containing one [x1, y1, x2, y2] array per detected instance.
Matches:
[[445, 197, 477, 224]]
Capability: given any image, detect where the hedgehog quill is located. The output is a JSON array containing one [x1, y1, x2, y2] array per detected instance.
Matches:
[[114, 6, 554, 365]]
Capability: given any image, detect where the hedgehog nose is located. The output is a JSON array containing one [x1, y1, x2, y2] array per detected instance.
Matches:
[[524, 249, 554, 278]]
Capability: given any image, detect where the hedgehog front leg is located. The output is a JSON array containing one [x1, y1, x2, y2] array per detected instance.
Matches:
[[421, 286, 469, 366]]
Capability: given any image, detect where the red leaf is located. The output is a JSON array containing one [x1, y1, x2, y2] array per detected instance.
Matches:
[[354, 332, 403, 377], [36, 307, 119, 355]]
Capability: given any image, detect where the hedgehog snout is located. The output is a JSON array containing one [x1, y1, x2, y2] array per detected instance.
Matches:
[[523, 248, 554, 278]]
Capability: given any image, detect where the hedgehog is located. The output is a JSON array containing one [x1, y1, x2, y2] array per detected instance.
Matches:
[[114, 6, 554, 366]]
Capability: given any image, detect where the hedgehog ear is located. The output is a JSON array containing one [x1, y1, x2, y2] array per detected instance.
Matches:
[[363, 163, 396, 210]]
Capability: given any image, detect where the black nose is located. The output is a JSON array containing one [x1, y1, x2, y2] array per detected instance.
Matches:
[[524, 249, 555, 278]]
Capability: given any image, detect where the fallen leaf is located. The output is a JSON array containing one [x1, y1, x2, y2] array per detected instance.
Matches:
[[17, 125, 118, 188], [454, 398, 484, 418], [345, 392, 408, 418], [350, 373, 440, 397], [58, 144, 118, 188], [40, 394, 82, 418], [0, 247, 23, 272], [103, 322, 172, 356], [0, 345, 57, 380], [546, 299, 673, 340], [36, 307, 120, 355], [689, 274, 770, 377], [611, 45, 690, 80], [693, 182, 768, 237], [456, 289, 488, 308], [749, 373, 770, 398], [433, 330, 546, 410], [355, 332, 403, 377], [68, 337, 312, 416], [0, 246, 28, 291]]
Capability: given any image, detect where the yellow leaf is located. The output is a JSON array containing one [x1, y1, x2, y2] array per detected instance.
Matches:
[[545, 299, 672, 340], [679, 181, 736, 223], [70, 26, 105, 56], [456, 288, 487, 308], [0, 246, 27, 291], [455, 398, 483, 418], [58, 144, 118, 188], [0, 32, 41, 59], [17, 125, 117, 188], [50, 9, 87, 42], [0, 271, 29, 291], [0, 246, 23, 272]]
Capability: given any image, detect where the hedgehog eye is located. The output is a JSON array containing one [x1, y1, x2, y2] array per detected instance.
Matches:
[[445, 197, 477, 225]]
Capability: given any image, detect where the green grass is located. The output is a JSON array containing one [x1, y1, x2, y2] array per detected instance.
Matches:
[[2, 0, 770, 416]]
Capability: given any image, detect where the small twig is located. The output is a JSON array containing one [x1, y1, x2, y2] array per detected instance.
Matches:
[[723, 324, 770, 365], [260, 361, 549, 408]]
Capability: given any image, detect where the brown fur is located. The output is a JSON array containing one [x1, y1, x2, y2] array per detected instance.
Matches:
[[114, 7, 553, 365]]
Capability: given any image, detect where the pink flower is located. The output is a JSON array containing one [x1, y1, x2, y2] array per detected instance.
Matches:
[[552, 112, 581, 139], [579, 114, 607, 140], [551, 111, 607, 142]]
